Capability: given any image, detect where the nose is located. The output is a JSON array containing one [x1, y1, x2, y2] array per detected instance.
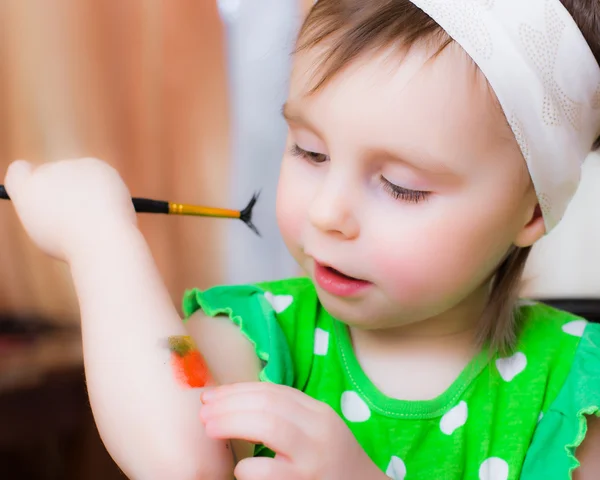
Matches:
[[307, 173, 360, 240]]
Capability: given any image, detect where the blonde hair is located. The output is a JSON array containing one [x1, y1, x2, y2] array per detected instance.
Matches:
[[294, 0, 600, 353]]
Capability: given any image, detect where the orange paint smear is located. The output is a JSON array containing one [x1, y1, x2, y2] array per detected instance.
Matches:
[[171, 350, 212, 388]]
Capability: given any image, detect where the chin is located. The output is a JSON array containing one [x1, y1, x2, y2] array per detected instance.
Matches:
[[319, 290, 428, 330], [315, 290, 378, 325]]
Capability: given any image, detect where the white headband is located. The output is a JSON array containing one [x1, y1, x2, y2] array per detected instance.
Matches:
[[406, 0, 600, 232]]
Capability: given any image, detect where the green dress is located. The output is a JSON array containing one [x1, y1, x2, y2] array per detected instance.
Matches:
[[182, 277, 600, 480]]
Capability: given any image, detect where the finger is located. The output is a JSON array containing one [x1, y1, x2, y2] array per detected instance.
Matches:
[[234, 457, 301, 480], [4, 160, 33, 201], [202, 409, 302, 458], [200, 387, 320, 440], [201, 385, 312, 419], [202, 381, 321, 412]]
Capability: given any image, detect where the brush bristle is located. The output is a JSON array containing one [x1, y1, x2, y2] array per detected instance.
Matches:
[[239, 191, 261, 236]]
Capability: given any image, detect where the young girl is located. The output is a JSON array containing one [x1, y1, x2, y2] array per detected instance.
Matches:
[[4, 0, 600, 479]]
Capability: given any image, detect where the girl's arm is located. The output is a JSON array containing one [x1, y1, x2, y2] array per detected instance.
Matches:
[[71, 224, 247, 480], [4, 158, 260, 479], [573, 416, 600, 479]]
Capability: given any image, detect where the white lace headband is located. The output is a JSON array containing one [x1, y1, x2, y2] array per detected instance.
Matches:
[[406, 0, 600, 232]]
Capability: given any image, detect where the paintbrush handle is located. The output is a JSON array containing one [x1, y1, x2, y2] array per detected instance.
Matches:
[[0, 185, 169, 214], [131, 198, 170, 214]]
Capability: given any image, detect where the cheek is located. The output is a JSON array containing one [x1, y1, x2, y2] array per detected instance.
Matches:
[[368, 234, 446, 300], [365, 211, 510, 305], [275, 158, 311, 247], [276, 200, 302, 248]]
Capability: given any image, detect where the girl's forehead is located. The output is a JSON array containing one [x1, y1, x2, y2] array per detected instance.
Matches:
[[291, 43, 486, 106]]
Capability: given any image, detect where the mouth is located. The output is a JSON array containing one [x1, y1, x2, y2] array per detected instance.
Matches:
[[313, 260, 372, 297], [319, 263, 362, 281]]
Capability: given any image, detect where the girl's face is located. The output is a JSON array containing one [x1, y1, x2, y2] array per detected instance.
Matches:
[[276, 42, 543, 332]]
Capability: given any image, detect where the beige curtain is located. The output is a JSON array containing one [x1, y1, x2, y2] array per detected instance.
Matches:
[[0, 0, 231, 324]]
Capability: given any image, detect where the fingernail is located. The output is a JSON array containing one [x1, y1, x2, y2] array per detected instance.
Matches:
[[200, 388, 215, 403]]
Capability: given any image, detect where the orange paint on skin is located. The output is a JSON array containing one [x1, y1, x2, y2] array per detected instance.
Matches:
[[168, 335, 212, 388]]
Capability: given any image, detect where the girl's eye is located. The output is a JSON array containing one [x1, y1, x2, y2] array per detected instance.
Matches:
[[380, 176, 430, 204], [290, 144, 329, 164]]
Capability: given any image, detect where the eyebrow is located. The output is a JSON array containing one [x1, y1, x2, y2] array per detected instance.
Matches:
[[282, 102, 328, 140], [366, 147, 454, 177], [281, 102, 320, 132], [282, 103, 453, 177]]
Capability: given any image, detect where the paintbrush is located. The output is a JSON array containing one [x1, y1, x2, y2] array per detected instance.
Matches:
[[0, 184, 261, 236]]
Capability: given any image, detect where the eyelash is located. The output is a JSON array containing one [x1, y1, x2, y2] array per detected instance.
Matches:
[[290, 143, 430, 204], [290, 144, 329, 163], [380, 177, 429, 204]]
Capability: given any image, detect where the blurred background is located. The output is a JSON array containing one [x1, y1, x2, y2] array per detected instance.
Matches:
[[0, 0, 597, 478], [0, 0, 312, 477]]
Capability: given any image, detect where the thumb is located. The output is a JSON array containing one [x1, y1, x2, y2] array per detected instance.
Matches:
[[4, 160, 33, 201]]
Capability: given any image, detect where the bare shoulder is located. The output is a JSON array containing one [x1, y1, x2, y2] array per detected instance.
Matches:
[[185, 309, 262, 384], [573, 415, 600, 480]]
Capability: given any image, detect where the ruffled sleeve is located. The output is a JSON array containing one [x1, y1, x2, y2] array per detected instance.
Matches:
[[521, 322, 600, 479], [181, 277, 319, 389]]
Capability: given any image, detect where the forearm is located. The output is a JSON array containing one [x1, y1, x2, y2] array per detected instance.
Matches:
[[69, 223, 233, 480]]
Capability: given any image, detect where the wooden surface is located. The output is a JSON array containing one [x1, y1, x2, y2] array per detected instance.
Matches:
[[0, 326, 123, 479], [0, 329, 82, 394]]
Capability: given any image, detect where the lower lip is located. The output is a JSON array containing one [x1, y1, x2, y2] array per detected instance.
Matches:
[[314, 262, 372, 297]]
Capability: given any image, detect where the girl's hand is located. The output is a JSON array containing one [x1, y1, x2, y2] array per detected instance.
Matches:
[[200, 382, 389, 480], [4, 158, 137, 261]]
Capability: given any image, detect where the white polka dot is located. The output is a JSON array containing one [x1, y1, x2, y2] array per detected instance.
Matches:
[[440, 401, 468, 435], [341, 391, 371, 422], [386, 456, 406, 480], [562, 320, 588, 337], [495, 352, 527, 382], [479, 457, 509, 480], [263, 292, 293, 313], [314, 328, 329, 356], [538, 412, 544, 423]]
